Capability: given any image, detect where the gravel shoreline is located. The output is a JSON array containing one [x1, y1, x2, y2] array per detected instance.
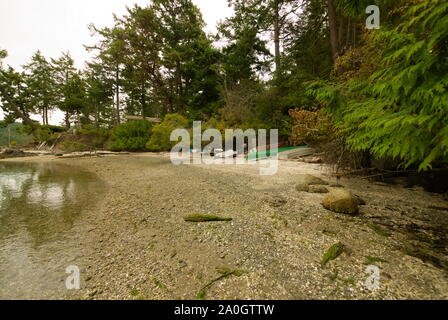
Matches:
[[2, 154, 448, 300]]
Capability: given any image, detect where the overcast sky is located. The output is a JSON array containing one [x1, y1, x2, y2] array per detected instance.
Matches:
[[0, 0, 233, 123]]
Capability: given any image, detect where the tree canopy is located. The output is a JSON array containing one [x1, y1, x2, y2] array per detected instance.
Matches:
[[0, 0, 446, 169]]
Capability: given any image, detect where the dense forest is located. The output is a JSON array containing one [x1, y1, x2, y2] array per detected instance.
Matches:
[[0, 0, 447, 171]]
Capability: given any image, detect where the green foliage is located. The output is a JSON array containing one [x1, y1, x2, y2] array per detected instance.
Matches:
[[309, 0, 448, 171], [109, 120, 153, 152], [28, 124, 68, 144], [146, 114, 189, 152], [23, 51, 56, 125], [77, 126, 111, 149], [289, 109, 335, 146], [61, 141, 90, 152], [0, 122, 33, 146]]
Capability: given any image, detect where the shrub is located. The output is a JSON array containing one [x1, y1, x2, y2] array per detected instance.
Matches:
[[61, 141, 89, 152], [109, 120, 153, 152], [289, 109, 335, 146], [77, 126, 110, 149], [33, 125, 68, 144], [146, 114, 189, 152]]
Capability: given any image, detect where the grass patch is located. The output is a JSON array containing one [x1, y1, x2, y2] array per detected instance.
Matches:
[[322, 229, 337, 237], [325, 269, 339, 281], [343, 278, 356, 286], [321, 243, 345, 267], [184, 214, 232, 223], [365, 256, 388, 265], [368, 224, 392, 237], [153, 278, 167, 290], [269, 214, 288, 227], [130, 289, 140, 297]]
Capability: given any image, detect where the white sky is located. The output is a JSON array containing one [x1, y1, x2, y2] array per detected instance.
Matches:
[[0, 0, 233, 123]]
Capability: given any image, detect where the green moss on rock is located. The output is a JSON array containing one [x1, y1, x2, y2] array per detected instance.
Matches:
[[365, 256, 388, 265], [368, 224, 392, 237], [321, 243, 345, 267], [184, 214, 232, 222]]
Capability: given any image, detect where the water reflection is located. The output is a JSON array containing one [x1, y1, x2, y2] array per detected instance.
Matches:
[[0, 162, 103, 299]]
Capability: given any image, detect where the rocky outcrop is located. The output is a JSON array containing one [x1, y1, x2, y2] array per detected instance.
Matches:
[[0, 149, 36, 159]]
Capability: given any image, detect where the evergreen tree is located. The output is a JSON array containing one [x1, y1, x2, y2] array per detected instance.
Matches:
[[0, 49, 37, 132], [310, 0, 448, 170], [51, 52, 77, 127], [23, 51, 56, 125]]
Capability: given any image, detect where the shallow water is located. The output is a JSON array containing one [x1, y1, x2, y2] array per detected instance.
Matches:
[[0, 162, 103, 299]]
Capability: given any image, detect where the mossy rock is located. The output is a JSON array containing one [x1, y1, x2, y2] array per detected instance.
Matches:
[[184, 214, 232, 222], [308, 185, 329, 194], [321, 242, 346, 267], [296, 183, 310, 192], [303, 174, 329, 186], [322, 189, 359, 215]]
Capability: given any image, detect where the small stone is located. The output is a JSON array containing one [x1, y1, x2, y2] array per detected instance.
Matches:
[[322, 189, 359, 215]]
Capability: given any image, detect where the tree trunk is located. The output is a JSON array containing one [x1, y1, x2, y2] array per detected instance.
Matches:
[[45, 107, 49, 125], [42, 107, 48, 125], [327, 0, 339, 62], [346, 17, 351, 48], [115, 66, 120, 125], [65, 112, 71, 128], [273, 0, 281, 73], [141, 83, 146, 120]]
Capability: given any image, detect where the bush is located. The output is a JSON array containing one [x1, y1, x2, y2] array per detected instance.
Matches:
[[77, 126, 110, 149], [61, 141, 90, 152], [289, 109, 335, 146], [33, 125, 68, 144], [109, 120, 153, 152], [146, 114, 189, 152]]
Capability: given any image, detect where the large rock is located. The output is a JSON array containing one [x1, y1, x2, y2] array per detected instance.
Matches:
[[322, 189, 359, 215]]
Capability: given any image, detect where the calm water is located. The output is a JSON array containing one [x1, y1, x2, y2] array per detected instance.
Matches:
[[0, 162, 103, 299]]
